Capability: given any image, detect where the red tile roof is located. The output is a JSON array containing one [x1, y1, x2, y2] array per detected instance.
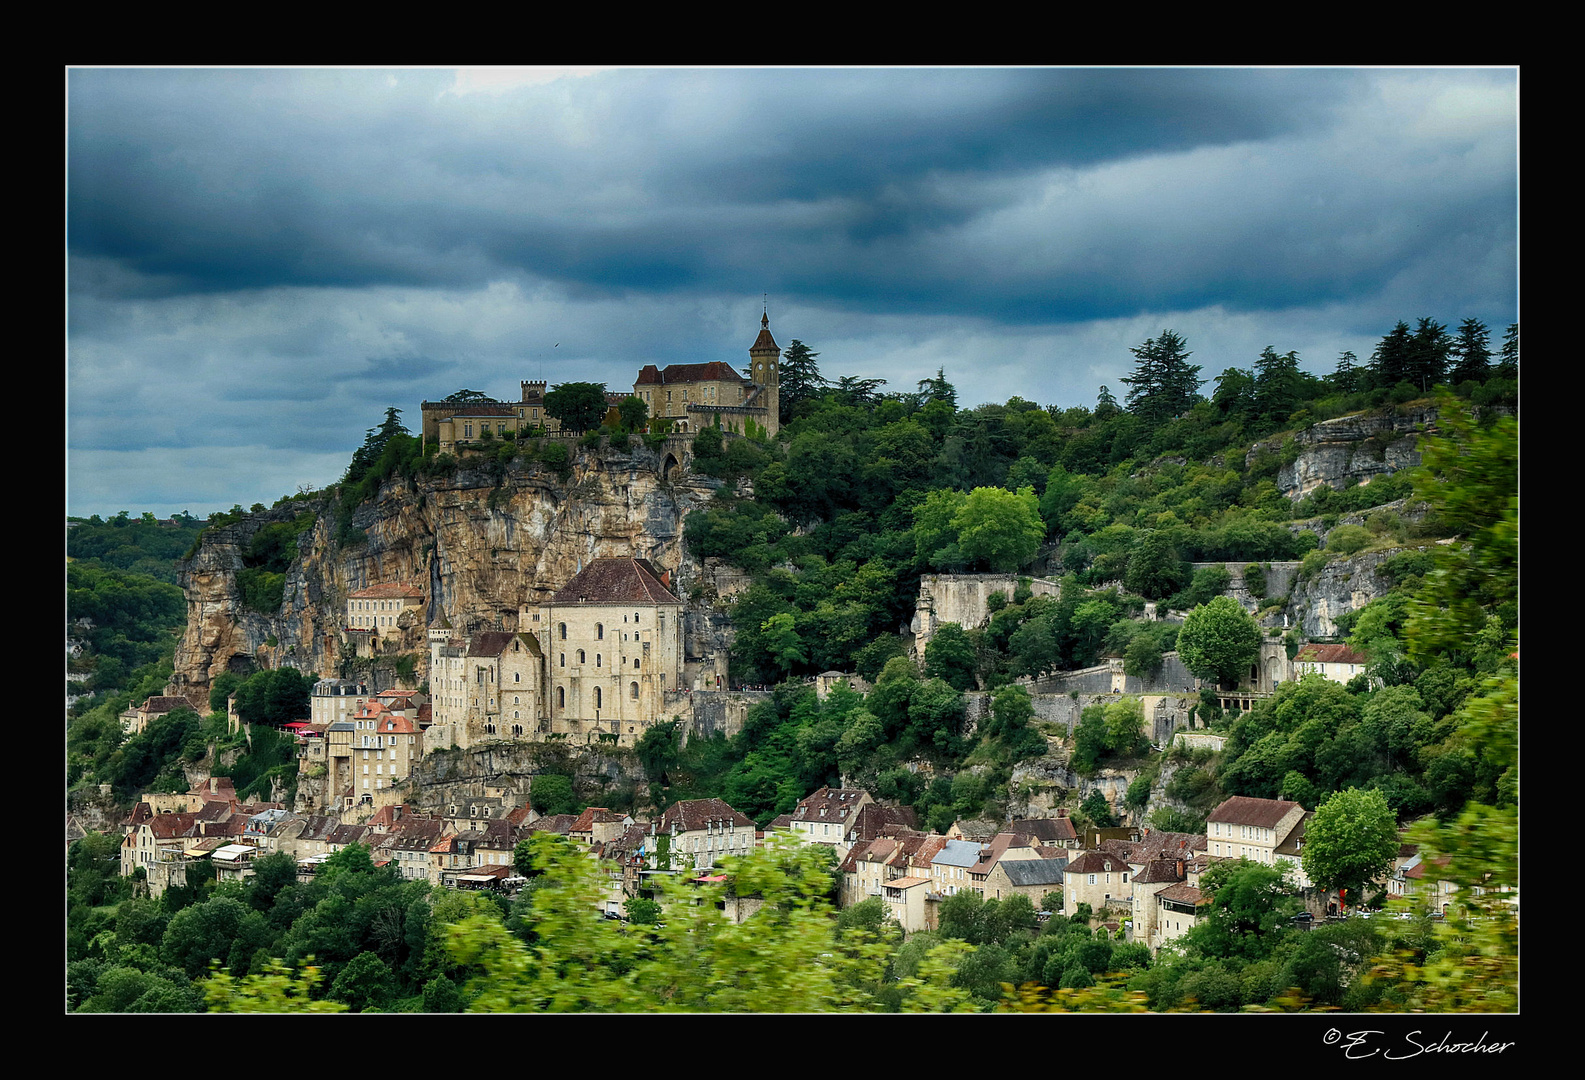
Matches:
[[634, 361, 749, 387], [659, 798, 754, 834], [349, 582, 425, 600], [1294, 643, 1369, 665]]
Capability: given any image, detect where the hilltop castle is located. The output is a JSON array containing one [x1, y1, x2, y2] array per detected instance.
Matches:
[[419, 312, 782, 452]]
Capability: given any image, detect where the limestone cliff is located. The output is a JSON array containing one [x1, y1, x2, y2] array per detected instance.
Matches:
[[1250, 404, 1437, 501], [170, 437, 718, 704]]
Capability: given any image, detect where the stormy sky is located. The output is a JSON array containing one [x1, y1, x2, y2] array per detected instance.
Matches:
[[66, 67, 1518, 520]]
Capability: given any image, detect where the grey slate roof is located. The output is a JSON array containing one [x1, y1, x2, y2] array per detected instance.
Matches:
[[1001, 859, 1068, 886], [932, 838, 982, 868]]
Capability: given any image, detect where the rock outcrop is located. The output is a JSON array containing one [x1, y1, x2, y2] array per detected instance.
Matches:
[[170, 436, 718, 703], [1251, 405, 1437, 501]]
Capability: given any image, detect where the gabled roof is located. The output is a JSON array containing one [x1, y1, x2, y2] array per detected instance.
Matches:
[[850, 803, 915, 841], [968, 833, 1033, 875], [1065, 851, 1131, 875], [933, 838, 983, 869], [571, 807, 625, 832], [1011, 816, 1079, 843], [467, 631, 519, 658], [658, 798, 754, 834], [1135, 858, 1189, 885], [526, 814, 579, 836], [634, 361, 751, 387], [1156, 882, 1208, 907], [1000, 859, 1068, 887], [792, 787, 869, 822], [147, 813, 200, 841], [548, 558, 681, 606], [1208, 796, 1305, 829], [349, 582, 424, 601], [1294, 643, 1369, 665]]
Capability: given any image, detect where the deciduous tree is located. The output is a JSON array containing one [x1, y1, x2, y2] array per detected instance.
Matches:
[[1176, 596, 1261, 689], [1301, 787, 1399, 909], [543, 382, 609, 434]]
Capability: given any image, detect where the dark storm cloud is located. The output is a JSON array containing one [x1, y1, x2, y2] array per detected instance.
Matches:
[[68, 67, 1381, 314], [66, 67, 1517, 519]]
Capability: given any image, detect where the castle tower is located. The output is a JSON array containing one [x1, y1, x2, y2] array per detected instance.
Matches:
[[749, 309, 780, 435]]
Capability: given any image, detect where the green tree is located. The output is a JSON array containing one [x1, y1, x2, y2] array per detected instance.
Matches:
[[1448, 318, 1492, 384], [1124, 531, 1188, 601], [232, 667, 313, 727], [1176, 597, 1261, 689], [1253, 346, 1302, 424], [204, 958, 348, 1013], [1301, 788, 1399, 910], [924, 623, 978, 692], [759, 612, 807, 678], [1185, 858, 1299, 962], [952, 486, 1044, 573], [1403, 396, 1517, 667], [1122, 330, 1201, 427], [543, 382, 609, 434], [1370, 321, 1414, 390], [345, 407, 409, 484], [779, 339, 827, 422], [530, 774, 579, 816], [328, 950, 397, 1012], [616, 395, 648, 434]]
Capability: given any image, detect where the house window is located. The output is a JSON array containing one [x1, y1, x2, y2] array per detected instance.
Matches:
[[578, 650, 585, 664], [594, 687, 602, 709], [630, 682, 639, 699], [596, 624, 604, 640], [559, 623, 567, 639]]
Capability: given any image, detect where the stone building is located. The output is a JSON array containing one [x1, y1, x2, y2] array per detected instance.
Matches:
[[633, 311, 781, 436], [535, 557, 684, 747], [420, 312, 783, 450], [344, 583, 424, 657]]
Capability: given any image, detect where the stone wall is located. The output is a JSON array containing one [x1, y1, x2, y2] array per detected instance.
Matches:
[[911, 573, 1063, 653], [683, 690, 770, 744]]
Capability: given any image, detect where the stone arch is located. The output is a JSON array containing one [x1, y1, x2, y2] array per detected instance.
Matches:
[[661, 452, 680, 481]]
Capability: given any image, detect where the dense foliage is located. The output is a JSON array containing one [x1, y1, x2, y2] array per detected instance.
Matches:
[[68, 315, 1517, 1012]]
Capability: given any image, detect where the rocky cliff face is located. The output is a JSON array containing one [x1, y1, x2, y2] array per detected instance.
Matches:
[[1251, 405, 1437, 501], [1286, 544, 1435, 639], [170, 438, 718, 703]]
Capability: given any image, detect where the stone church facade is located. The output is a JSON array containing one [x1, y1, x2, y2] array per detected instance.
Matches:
[[427, 557, 685, 752]]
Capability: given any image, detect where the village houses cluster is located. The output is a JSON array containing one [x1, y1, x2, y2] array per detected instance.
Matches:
[[104, 311, 1463, 948], [113, 758, 1461, 953]]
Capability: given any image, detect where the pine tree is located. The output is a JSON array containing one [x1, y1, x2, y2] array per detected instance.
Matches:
[[1448, 318, 1492, 384], [1497, 323, 1518, 378], [1369, 321, 1414, 390], [346, 407, 408, 483], [1406, 317, 1452, 391], [1122, 330, 1200, 426], [1253, 346, 1301, 424], [778, 340, 827, 423], [1095, 385, 1121, 418], [1329, 350, 1363, 395]]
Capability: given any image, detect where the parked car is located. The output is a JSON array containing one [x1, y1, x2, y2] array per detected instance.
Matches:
[[1290, 911, 1314, 923]]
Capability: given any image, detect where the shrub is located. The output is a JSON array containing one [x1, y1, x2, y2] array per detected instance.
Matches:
[[1325, 524, 1372, 555]]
